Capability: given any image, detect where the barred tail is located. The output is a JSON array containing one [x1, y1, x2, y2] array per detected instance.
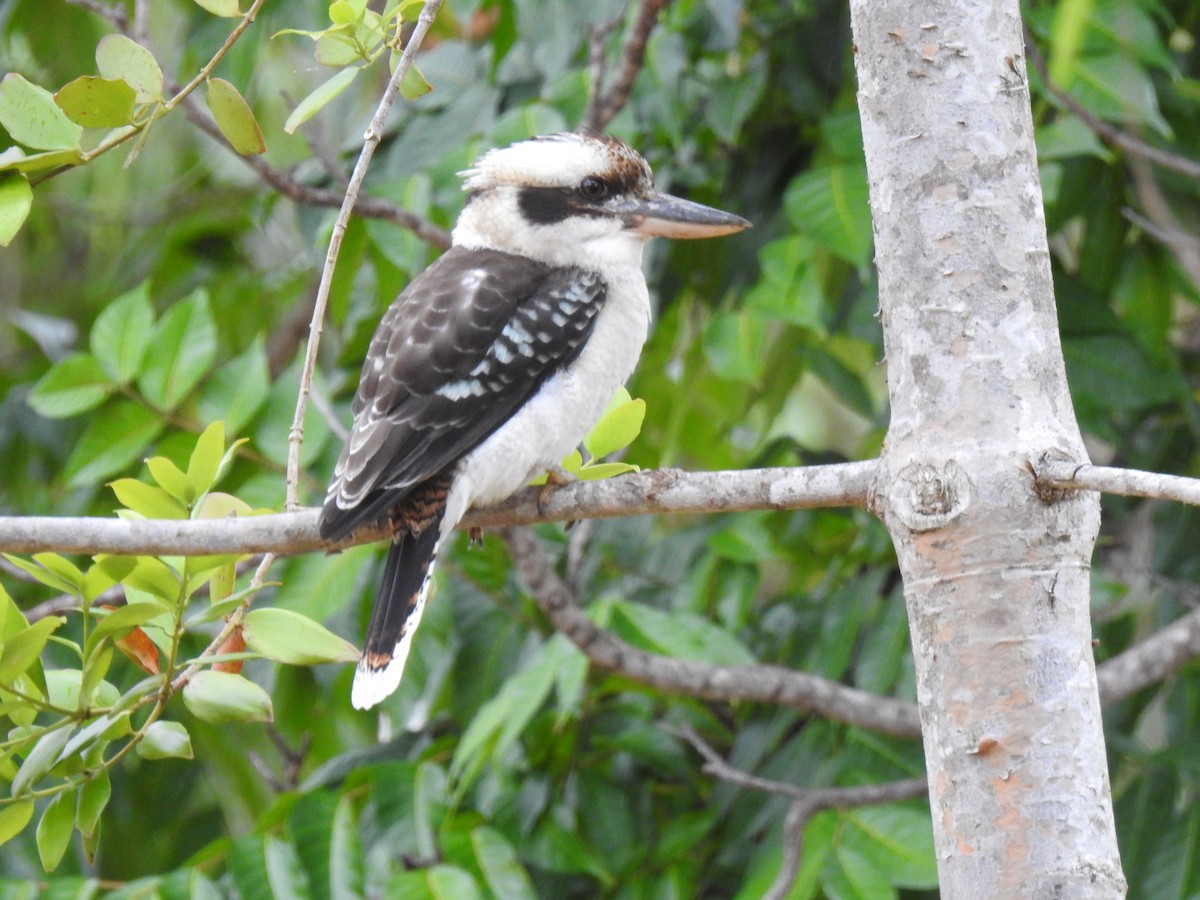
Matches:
[[350, 522, 443, 710]]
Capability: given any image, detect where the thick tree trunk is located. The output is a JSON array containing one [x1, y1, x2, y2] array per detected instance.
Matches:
[[848, 1, 1126, 895]]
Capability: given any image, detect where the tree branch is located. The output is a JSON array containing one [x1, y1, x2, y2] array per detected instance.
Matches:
[[285, 0, 445, 511], [668, 722, 927, 900], [1024, 25, 1200, 181], [1097, 604, 1200, 705], [582, 0, 671, 133], [1034, 458, 1200, 507], [0, 462, 877, 556], [502, 525, 922, 737]]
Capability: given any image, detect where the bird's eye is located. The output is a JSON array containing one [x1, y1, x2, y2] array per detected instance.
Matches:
[[578, 177, 608, 201]]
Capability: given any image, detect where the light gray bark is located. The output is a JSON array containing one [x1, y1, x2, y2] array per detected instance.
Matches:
[[848, 1, 1126, 895]]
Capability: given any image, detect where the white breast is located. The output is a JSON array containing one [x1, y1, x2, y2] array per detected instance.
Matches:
[[446, 267, 651, 523]]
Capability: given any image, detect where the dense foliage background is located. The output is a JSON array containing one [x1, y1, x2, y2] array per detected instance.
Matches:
[[2, 0, 1200, 895]]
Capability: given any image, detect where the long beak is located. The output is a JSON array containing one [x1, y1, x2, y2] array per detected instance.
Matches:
[[614, 192, 751, 239]]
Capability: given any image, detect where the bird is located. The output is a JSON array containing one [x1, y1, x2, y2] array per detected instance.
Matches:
[[318, 131, 750, 709]]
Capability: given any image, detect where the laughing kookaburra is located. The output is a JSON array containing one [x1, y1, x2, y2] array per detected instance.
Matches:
[[319, 131, 749, 709]]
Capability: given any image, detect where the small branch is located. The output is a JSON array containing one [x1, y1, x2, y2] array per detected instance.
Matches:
[[1034, 458, 1200, 507], [1097, 603, 1200, 705], [503, 525, 921, 737], [0, 462, 877, 556], [65, 0, 127, 30], [285, 0, 445, 511], [582, 0, 672, 133], [1024, 25, 1200, 181], [182, 104, 451, 247], [669, 722, 927, 900]]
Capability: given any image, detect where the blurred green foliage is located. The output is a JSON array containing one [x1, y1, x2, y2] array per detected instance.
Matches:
[[0, 0, 1199, 895]]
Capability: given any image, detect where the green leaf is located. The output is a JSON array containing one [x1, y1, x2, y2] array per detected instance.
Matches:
[[703, 310, 768, 384], [137, 720, 194, 760], [242, 608, 360, 665], [3, 553, 76, 594], [472, 826, 536, 900], [36, 787, 77, 872], [609, 601, 756, 666], [284, 67, 359, 133], [80, 642, 114, 706], [76, 769, 111, 837], [399, 64, 433, 100], [1068, 53, 1172, 136], [193, 0, 242, 17], [0, 73, 83, 151], [12, 725, 74, 796], [114, 557, 182, 605], [196, 335, 270, 434], [450, 639, 563, 788], [87, 602, 167, 654], [136, 289, 217, 410], [90, 281, 155, 385], [0, 801, 34, 847], [1063, 335, 1184, 411], [186, 421, 226, 499], [95, 34, 164, 103], [0, 171, 32, 246], [0, 145, 83, 173], [844, 805, 937, 889], [182, 670, 273, 723], [315, 34, 363, 67], [27, 353, 114, 419], [0, 616, 66, 687], [54, 76, 137, 128], [584, 396, 645, 460], [289, 791, 364, 900], [146, 456, 192, 505], [64, 400, 165, 487], [784, 163, 872, 269], [205, 78, 265, 155], [108, 479, 188, 519]]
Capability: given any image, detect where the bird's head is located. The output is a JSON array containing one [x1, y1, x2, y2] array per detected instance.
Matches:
[[452, 132, 749, 269]]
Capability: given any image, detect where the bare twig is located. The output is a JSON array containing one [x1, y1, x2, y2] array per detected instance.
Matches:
[[1024, 25, 1200, 180], [65, 0, 127, 30], [182, 105, 451, 247], [503, 525, 922, 737], [582, 0, 672, 132], [1034, 458, 1200, 507], [669, 722, 927, 900], [285, 0, 445, 511], [1097, 603, 1200, 705], [0, 462, 878, 556]]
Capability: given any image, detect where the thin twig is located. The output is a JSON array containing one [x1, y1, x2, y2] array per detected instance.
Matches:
[[285, 0, 446, 511], [503, 525, 922, 737], [1034, 458, 1200, 507], [182, 104, 450, 246], [1024, 25, 1200, 180], [669, 722, 927, 900], [1097, 603, 1200, 705], [65, 0, 127, 30], [582, 0, 672, 132]]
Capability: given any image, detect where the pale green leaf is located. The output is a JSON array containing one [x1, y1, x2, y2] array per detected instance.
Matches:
[[11, 725, 74, 796], [95, 34, 163, 103], [193, 0, 242, 16], [205, 78, 265, 155], [284, 67, 359, 134], [584, 397, 645, 459], [182, 670, 273, 723], [0, 801, 34, 847], [0, 73, 83, 150], [0, 171, 32, 246], [186, 421, 226, 499], [108, 479, 188, 519], [242, 608, 360, 665], [0, 145, 83, 173], [0, 616, 65, 687], [146, 456, 192, 505], [137, 720, 194, 760], [54, 76, 137, 128]]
